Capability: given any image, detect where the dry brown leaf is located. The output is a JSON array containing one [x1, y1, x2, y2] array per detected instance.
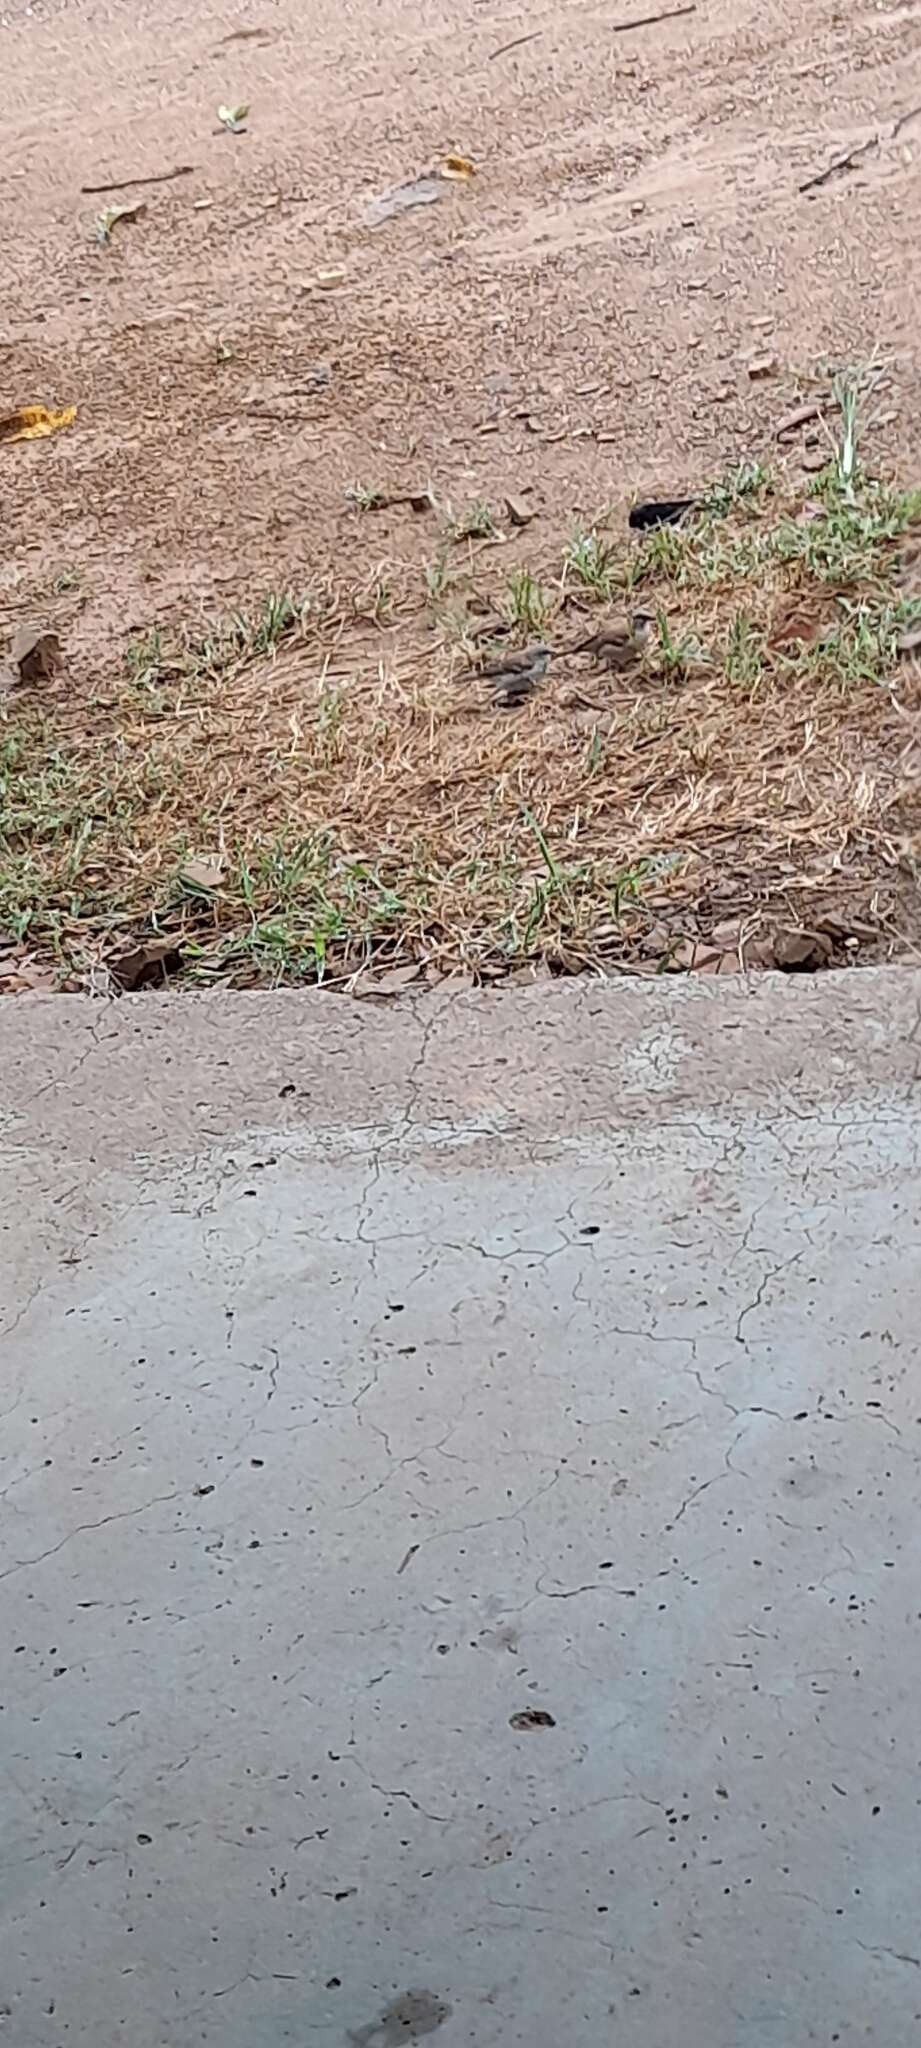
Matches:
[[353, 961, 422, 997], [667, 937, 731, 972], [5, 966, 59, 993], [0, 405, 77, 445], [10, 626, 64, 685], [180, 855, 224, 891], [371, 962, 423, 994], [775, 398, 831, 438], [772, 928, 833, 970], [112, 933, 183, 990], [439, 153, 476, 180]]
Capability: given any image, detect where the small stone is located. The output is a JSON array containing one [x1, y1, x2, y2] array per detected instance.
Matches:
[[747, 354, 778, 380]]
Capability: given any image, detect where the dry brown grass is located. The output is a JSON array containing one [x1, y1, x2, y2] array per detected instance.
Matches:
[[2, 453, 921, 989]]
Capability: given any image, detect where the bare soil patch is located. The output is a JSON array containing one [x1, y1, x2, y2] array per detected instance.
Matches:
[[2, 0, 921, 991]]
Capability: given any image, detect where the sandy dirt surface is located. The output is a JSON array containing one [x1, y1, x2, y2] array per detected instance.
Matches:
[[1, 0, 921, 987], [3, 0, 920, 632]]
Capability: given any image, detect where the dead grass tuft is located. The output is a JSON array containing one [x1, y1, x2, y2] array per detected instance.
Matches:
[[3, 443, 921, 989]]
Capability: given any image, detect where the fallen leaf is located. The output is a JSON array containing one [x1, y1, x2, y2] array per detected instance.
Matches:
[[5, 966, 58, 993], [217, 102, 249, 133], [509, 1709, 556, 1731], [667, 938, 723, 973], [372, 963, 423, 995], [0, 404, 77, 445], [772, 928, 833, 971], [112, 933, 183, 990], [8, 626, 64, 685], [504, 494, 538, 528], [439, 152, 476, 180], [707, 919, 743, 950], [95, 201, 146, 244], [353, 961, 423, 998], [180, 856, 224, 892], [775, 397, 832, 438], [363, 175, 443, 227]]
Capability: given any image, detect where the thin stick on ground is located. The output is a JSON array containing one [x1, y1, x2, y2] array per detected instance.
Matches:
[[80, 165, 198, 192], [611, 4, 697, 34]]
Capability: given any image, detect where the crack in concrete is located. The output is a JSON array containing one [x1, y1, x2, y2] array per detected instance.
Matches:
[[735, 1248, 804, 1343], [348, 1750, 451, 1825], [0, 1490, 182, 1582]]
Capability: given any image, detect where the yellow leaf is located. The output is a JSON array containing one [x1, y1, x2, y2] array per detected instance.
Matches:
[[0, 405, 77, 445], [439, 153, 476, 181], [96, 201, 146, 244]]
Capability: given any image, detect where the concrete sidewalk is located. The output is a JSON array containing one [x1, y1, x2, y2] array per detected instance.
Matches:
[[2, 974, 920, 2047]]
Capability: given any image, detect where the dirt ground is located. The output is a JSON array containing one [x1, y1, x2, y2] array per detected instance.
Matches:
[[2, 0, 921, 987]]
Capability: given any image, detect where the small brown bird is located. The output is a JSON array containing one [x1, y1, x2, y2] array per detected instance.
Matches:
[[465, 642, 552, 706], [568, 612, 653, 670]]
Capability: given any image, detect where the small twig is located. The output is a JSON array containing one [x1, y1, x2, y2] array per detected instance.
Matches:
[[489, 29, 542, 58], [242, 408, 326, 430], [892, 103, 921, 139], [611, 2, 696, 32], [81, 164, 197, 194], [799, 135, 878, 194], [774, 396, 835, 438]]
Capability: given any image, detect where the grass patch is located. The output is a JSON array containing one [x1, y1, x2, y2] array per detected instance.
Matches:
[[503, 567, 551, 634], [562, 526, 623, 603], [2, 418, 920, 989]]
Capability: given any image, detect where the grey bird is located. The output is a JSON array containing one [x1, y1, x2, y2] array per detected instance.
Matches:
[[568, 612, 653, 670], [465, 641, 552, 706]]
